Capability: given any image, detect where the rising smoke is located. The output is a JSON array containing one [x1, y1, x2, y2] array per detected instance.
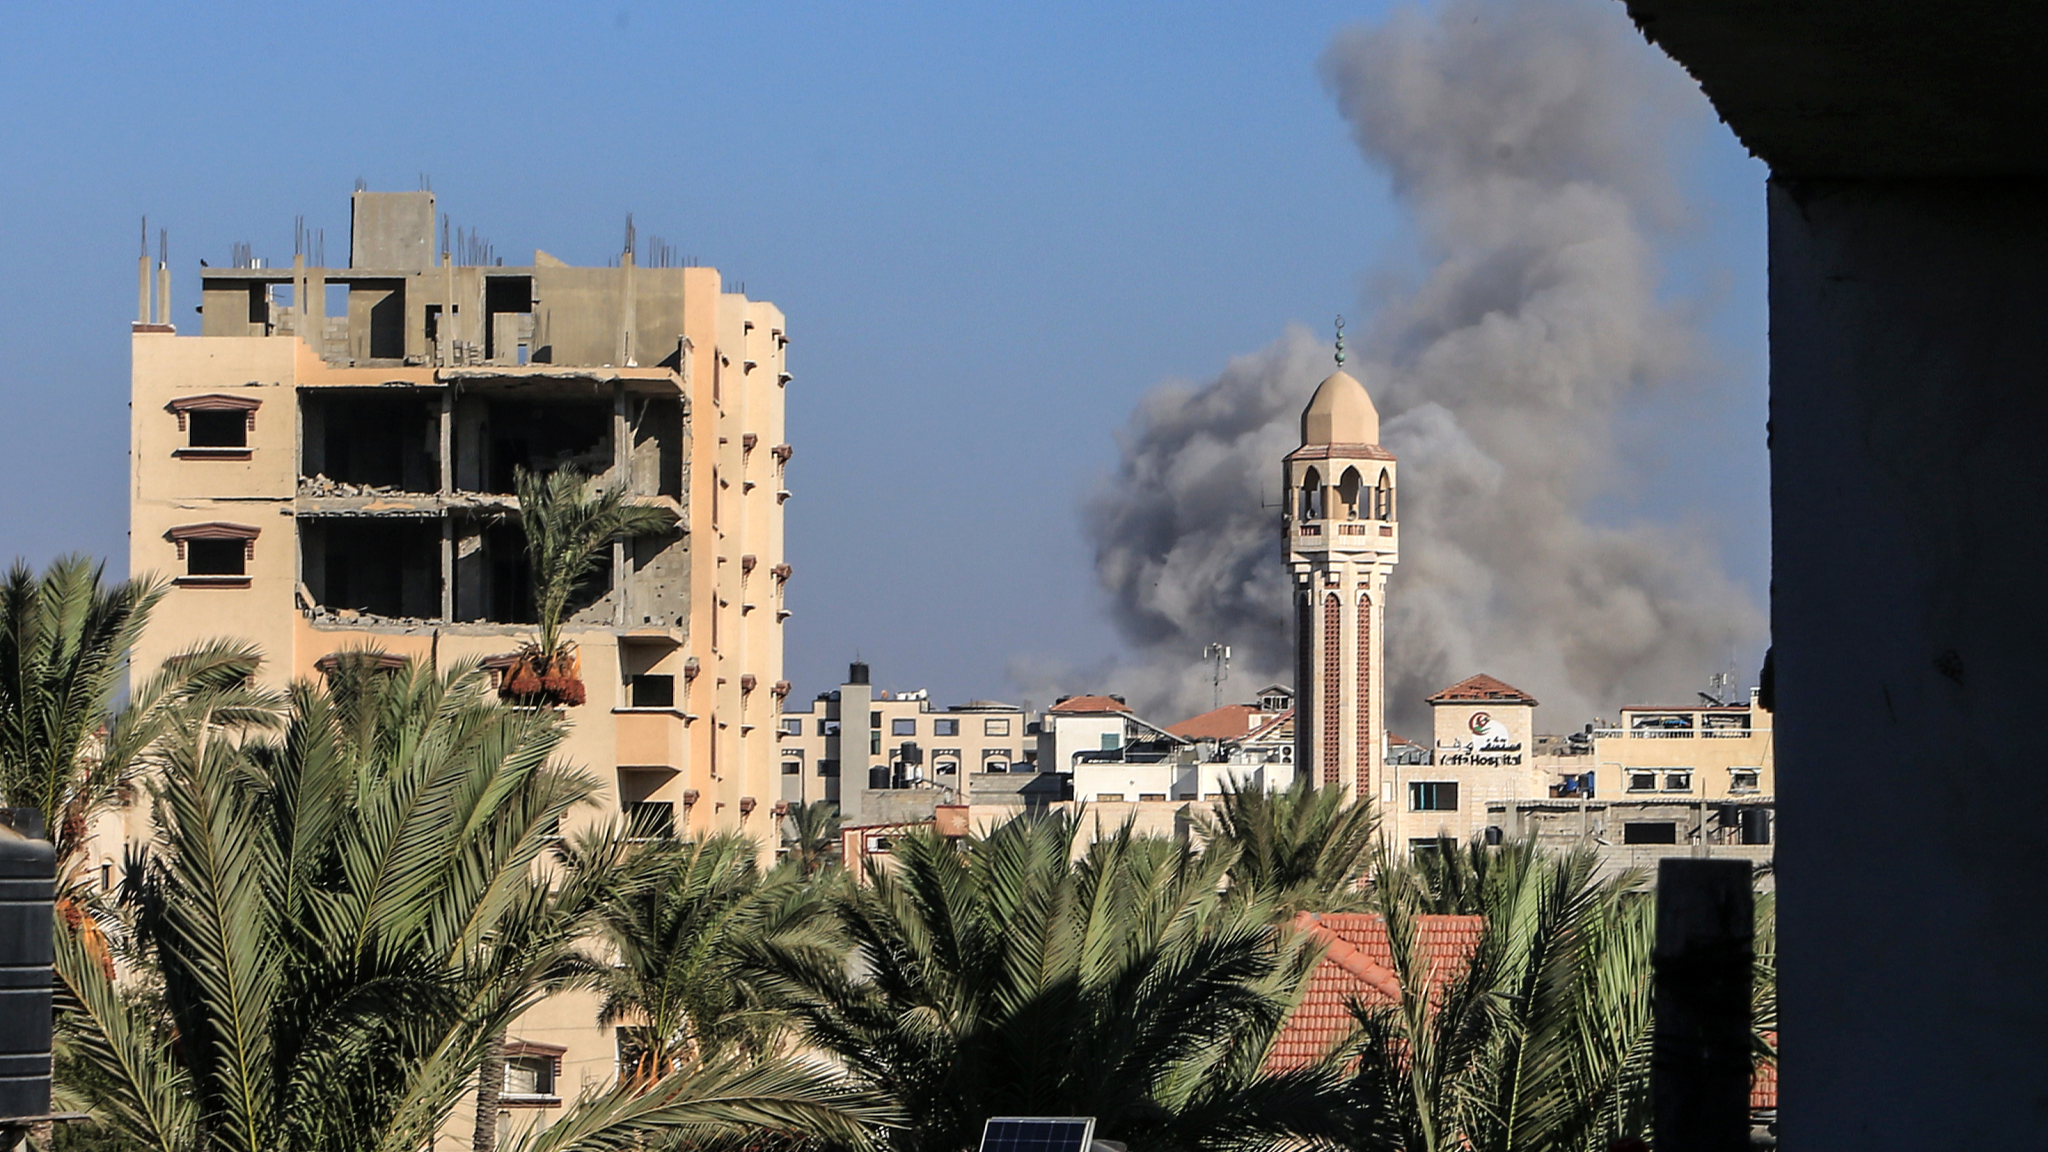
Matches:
[[1079, 0, 1766, 736]]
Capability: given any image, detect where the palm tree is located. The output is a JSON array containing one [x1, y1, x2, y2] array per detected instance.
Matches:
[[511, 466, 671, 702], [53, 656, 891, 1152], [1195, 774, 1380, 915], [570, 830, 822, 1085], [745, 810, 1332, 1152], [0, 555, 272, 875], [1333, 842, 1656, 1152], [0, 556, 161, 858], [781, 800, 842, 877]]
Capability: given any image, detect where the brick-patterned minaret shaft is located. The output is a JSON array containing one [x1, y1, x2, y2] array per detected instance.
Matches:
[[1284, 341, 1398, 803]]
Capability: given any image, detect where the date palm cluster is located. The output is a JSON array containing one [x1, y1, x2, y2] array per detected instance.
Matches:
[[1, 558, 1772, 1152]]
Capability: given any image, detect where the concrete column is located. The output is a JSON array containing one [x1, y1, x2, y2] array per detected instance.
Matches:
[[618, 252, 636, 368], [440, 388, 455, 623], [614, 383, 630, 626], [1771, 178, 2048, 1149]]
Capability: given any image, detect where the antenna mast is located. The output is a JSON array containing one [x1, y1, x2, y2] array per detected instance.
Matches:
[[1204, 643, 1232, 710]]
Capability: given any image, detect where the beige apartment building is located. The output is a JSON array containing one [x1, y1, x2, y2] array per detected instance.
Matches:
[[775, 661, 1037, 827], [1383, 671, 1776, 878], [122, 190, 791, 1131]]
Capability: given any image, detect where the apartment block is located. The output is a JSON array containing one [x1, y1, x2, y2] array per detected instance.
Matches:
[[775, 661, 1038, 826], [1382, 672, 1776, 880], [125, 191, 792, 1121]]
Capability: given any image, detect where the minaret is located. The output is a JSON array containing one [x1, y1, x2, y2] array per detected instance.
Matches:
[[1286, 320, 1398, 801]]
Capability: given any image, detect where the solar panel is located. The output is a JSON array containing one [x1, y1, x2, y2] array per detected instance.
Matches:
[[979, 1117, 1096, 1152]]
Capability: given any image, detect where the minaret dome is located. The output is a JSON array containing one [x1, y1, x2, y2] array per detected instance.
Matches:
[[1300, 368, 1379, 446]]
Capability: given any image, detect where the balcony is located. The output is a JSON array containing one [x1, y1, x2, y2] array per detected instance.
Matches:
[[1287, 517, 1397, 549], [615, 707, 687, 768]]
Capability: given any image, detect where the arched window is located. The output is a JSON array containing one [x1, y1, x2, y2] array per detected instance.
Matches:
[[1375, 470, 1395, 521], [1337, 467, 1363, 520], [1298, 467, 1323, 520]]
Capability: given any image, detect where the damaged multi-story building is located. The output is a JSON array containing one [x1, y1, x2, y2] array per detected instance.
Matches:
[[131, 191, 792, 855], [131, 196, 788, 834], [127, 189, 792, 1109]]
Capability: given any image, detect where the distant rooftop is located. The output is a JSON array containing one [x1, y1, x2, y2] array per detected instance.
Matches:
[[1426, 673, 1539, 707], [1048, 694, 1131, 714]]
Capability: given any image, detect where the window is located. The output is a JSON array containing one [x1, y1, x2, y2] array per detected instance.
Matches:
[[187, 539, 245, 576], [1409, 838, 1444, 861], [822, 720, 838, 737], [984, 717, 1011, 737], [1096, 792, 1125, 802], [1663, 771, 1693, 793], [1729, 768, 1761, 794], [892, 718, 917, 736], [818, 759, 840, 777], [1627, 771, 1658, 793], [1100, 732, 1122, 751], [935, 718, 959, 736], [168, 522, 260, 585], [870, 732, 881, 755], [984, 760, 1010, 773], [168, 394, 259, 457], [1409, 781, 1460, 811], [502, 1053, 558, 1103], [782, 717, 805, 735], [870, 711, 882, 729], [1139, 793, 1167, 802], [626, 801, 675, 839], [781, 760, 801, 776], [628, 674, 674, 709], [1622, 822, 1677, 845], [188, 410, 247, 448], [935, 759, 959, 775], [616, 1028, 652, 1082]]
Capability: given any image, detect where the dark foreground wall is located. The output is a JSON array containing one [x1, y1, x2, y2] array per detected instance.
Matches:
[[1771, 177, 2048, 1146]]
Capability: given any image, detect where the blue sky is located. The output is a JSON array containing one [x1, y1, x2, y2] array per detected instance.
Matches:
[[0, 1, 1766, 707]]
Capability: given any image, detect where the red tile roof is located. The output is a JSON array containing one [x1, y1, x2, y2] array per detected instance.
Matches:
[[1425, 673, 1540, 706], [1268, 912, 1483, 1071], [1048, 694, 1132, 713], [1753, 1032, 1777, 1110], [1271, 912, 1778, 1113], [1168, 704, 1264, 739]]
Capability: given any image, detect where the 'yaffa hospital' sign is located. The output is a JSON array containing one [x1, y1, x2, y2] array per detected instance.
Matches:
[[1436, 710, 1524, 766]]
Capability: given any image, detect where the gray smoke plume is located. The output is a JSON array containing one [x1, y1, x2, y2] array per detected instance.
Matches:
[[1079, 0, 1766, 736]]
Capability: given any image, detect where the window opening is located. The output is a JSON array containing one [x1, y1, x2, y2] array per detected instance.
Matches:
[[188, 410, 247, 448], [626, 801, 676, 840], [1622, 822, 1678, 845], [629, 674, 675, 709], [187, 539, 245, 577], [1409, 781, 1459, 811]]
